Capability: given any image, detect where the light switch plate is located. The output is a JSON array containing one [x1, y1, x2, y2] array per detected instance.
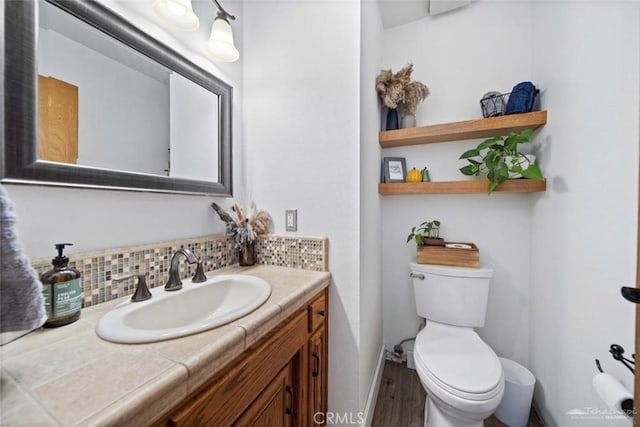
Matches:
[[285, 210, 297, 232]]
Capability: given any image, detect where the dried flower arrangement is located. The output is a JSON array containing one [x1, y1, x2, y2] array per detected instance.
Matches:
[[375, 63, 430, 115], [211, 201, 272, 249], [402, 80, 429, 115]]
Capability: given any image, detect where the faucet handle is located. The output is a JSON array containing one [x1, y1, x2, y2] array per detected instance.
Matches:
[[192, 259, 208, 283], [113, 273, 152, 302]]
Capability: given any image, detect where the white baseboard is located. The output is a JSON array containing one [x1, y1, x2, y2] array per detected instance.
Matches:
[[362, 346, 386, 427]]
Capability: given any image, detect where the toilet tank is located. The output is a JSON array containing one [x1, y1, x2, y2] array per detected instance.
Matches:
[[410, 263, 494, 327]]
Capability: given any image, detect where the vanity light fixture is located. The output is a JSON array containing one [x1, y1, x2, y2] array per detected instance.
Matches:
[[153, 0, 200, 30], [205, 0, 239, 62], [153, 0, 239, 62]]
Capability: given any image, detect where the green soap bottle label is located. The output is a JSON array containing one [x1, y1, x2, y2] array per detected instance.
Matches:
[[46, 278, 82, 318]]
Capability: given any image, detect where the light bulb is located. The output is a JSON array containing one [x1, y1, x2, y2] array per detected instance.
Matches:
[[206, 17, 239, 62], [153, 0, 199, 30], [166, 2, 187, 16]]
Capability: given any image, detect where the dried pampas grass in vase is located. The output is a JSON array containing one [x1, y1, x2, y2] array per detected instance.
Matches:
[[400, 80, 429, 128], [376, 68, 409, 109], [211, 201, 272, 266], [375, 63, 429, 130]]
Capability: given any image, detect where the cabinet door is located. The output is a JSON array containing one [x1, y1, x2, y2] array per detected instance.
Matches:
[[308, 326, 327, 426], [235, 362, 294, 427]]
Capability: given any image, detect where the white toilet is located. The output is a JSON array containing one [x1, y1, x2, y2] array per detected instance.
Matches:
[[410, 263, 504, 427]]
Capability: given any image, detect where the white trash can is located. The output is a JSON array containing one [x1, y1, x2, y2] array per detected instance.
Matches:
[[494, 358, 536, 427]]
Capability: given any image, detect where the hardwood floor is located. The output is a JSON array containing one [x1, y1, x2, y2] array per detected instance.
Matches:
[[371, 361, 544, 427], [372, 361, 425, 427]]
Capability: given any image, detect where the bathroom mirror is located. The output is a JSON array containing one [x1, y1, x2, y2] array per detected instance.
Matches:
[[2, 0, 233, 196]]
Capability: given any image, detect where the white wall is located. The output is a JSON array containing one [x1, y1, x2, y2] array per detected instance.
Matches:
[[242, 0, 364, 417], [359, 0, 384, 415], [5, 0, 244, 258], [530, 3, 639, 426], [381, 1, 534, 366], [39, 28, 170, 175]]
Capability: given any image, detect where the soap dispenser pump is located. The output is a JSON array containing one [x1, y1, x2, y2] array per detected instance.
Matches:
[[40, 243, 82, 327]]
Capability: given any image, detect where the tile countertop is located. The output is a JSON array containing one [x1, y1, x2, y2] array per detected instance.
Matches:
[[0, 265, 331, 427]]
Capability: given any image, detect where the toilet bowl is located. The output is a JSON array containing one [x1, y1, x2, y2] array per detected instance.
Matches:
[[414, 322, 504, 427], [409, 263, 504, 427]]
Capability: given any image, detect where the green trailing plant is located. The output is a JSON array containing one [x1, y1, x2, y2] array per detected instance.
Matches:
[[406, 220, 441, 246], [458, 128, 543, 193]]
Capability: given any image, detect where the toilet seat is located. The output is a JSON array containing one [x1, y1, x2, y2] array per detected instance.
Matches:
[[414, 322, 503, 403]]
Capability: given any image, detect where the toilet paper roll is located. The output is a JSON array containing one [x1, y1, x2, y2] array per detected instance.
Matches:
[[445, 243, 472, 249], [592, 373, 633, 412]]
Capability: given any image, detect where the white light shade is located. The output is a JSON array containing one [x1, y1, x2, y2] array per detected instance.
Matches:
[[206, 17, 239, 62], [153, 0, 199, 30]]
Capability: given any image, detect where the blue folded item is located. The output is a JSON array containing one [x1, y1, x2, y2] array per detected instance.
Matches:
[[505, 81, 539, 115]]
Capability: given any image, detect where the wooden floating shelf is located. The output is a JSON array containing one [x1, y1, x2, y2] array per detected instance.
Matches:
[[379, 111, 547, 149], [378, 179, 546, 195]]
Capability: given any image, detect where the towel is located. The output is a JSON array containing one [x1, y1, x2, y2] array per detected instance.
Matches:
[[505, 81, 539, 115], [0, 185, 46, 344]]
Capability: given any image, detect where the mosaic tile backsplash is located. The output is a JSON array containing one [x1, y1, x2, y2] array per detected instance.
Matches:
[[31, 234, 328, 308]]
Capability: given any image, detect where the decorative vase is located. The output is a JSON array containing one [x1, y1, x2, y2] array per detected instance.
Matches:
[[385, 108, 399, 131], [421, 167, 431, 182], [239, 241, 256, 266], [401, 114, 416, 129]]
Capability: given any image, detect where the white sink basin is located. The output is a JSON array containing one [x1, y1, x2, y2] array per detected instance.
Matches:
[[95, 274, 271, 344]]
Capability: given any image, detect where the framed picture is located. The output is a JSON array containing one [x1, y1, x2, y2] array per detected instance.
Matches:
[[383, 157, 407, 183]]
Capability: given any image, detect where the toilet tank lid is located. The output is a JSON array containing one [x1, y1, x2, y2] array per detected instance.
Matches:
[[410, 263, 493, 278]]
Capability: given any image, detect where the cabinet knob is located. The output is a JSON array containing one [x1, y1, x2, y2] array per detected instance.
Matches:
[[318, 310, 326, 317]]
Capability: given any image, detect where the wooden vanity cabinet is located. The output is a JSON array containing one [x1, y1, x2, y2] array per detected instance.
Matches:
[[308, 327, 327, 426], [306, 292, 328, 426], [234, 361, 294, 426], [162, 289, 328, 427]]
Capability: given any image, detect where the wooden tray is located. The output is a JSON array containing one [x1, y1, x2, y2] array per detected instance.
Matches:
[[416, 242, 479, 268]]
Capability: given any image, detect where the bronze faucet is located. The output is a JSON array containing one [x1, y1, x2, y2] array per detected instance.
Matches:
[[165, 248, 198, 291]]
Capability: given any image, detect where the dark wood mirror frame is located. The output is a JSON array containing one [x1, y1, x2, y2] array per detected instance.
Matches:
[[1, 0, 233, 196]]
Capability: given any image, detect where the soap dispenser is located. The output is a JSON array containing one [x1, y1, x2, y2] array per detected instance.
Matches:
[[40, 243, 82, 327]]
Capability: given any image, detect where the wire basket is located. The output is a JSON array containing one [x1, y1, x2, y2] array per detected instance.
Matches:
[[480, 91, 508, 118], [481, 84, 540, 118]]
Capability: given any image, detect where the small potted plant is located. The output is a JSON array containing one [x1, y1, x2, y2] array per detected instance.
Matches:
[[458, 128, 543, 193], [406, 220, 444, 246]]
